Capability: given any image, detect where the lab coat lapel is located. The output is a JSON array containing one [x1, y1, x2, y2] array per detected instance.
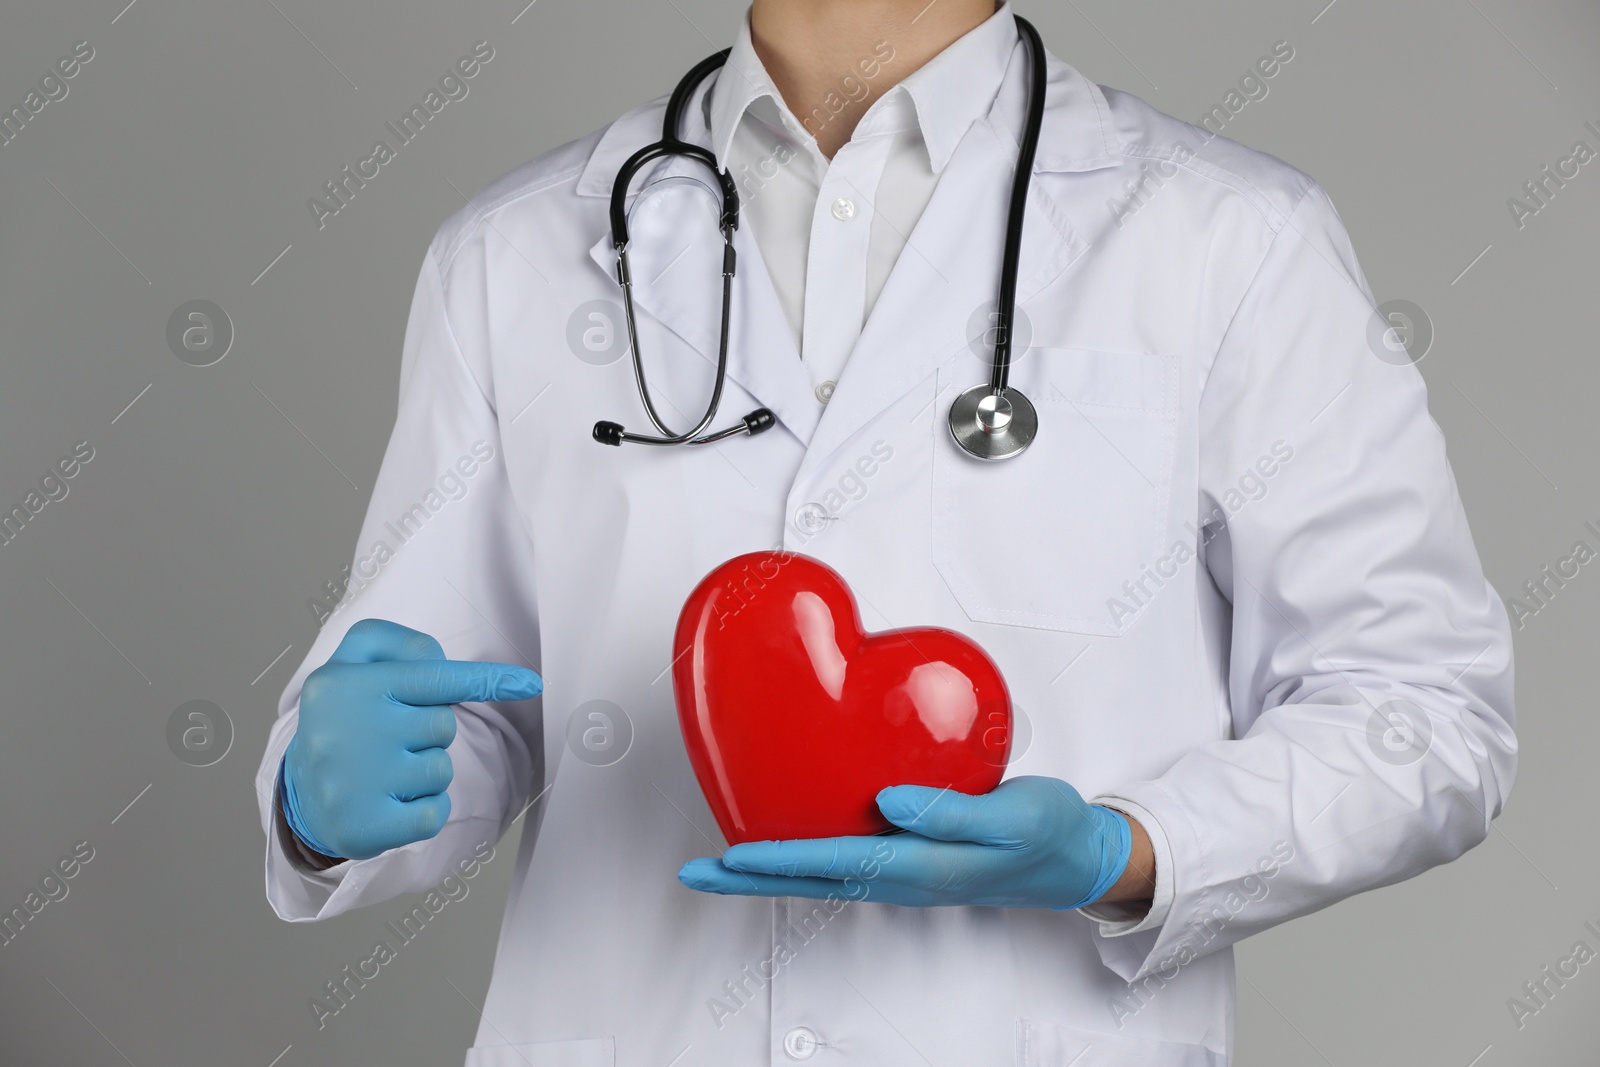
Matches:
[[799, 115, 1093, 472], [584, 164, 820, 447], [725, 218, 823, 445]]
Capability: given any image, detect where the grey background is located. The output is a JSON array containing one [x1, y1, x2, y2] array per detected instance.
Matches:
[[0, 0, 1594, 1063]]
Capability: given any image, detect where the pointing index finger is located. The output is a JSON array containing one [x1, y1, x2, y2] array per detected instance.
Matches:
[[386, 659, 543, 707]]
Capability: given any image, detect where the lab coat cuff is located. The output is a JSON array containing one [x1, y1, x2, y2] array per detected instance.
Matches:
[[1080, 794, 1174, 935]]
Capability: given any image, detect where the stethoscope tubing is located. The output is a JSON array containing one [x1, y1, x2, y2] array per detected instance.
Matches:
[[593, 16, 1047, 455], [595, 61, 759, 447], [989, 16, 1047, 396], [612, 228, 737, 445]]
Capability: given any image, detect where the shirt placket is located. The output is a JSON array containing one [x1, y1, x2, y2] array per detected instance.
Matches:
[[799, 133, 895, 405]]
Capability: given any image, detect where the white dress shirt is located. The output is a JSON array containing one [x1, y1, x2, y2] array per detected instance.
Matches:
[[704, 3, 1174, 932]]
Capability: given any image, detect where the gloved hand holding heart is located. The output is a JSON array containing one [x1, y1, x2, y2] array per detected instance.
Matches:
[[671, 551, 1012, 844]]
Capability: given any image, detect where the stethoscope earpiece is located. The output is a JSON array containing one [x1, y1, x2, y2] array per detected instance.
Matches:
[[594, 407, 776, 448]]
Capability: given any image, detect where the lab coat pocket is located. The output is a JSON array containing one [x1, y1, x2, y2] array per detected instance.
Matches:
[[932, 351, 1178, 636], [1015, 1019, 1223, 1066], [462, 1036, 615, 1067]]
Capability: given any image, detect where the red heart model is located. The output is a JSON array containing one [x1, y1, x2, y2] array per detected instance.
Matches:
[[673, 551, 1012, 845]]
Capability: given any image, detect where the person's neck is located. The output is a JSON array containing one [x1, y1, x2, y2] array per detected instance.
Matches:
[[749, 0, 997, 159]]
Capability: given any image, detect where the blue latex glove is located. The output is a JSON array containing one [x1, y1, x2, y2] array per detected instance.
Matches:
[[279, 618, 543, 861], [678, 775, 1132, 909]]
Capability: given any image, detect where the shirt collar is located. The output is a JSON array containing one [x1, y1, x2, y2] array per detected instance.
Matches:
[[707, 2, 1018, 174]]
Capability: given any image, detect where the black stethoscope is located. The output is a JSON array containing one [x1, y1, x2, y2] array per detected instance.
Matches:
[[594, 14, 1045, 461]]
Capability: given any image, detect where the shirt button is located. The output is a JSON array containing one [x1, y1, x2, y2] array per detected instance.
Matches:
[[814, 379, 835, 403], [783, 1026, 819, 1060], [795, 503, 828, 533], [830, 197, 856, 221]]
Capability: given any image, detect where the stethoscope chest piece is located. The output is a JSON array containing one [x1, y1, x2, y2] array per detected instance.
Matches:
[[948, 384, 1037, 461]]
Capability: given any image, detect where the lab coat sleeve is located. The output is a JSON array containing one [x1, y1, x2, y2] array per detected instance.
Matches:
[[1087, 183, 1517, 984], [253, 234, 541, 922]]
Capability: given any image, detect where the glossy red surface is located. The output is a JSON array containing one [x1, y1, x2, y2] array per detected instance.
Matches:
[[673, 551, 1012, 845]]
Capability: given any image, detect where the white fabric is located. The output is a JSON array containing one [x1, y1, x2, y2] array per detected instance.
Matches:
[[255, 6, 1517, 1064]]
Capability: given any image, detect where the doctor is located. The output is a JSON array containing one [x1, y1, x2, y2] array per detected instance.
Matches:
[[256, 1, 1517, 1064]]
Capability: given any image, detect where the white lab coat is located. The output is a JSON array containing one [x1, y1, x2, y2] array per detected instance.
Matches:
[[255, 33, 1516, 1067]]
